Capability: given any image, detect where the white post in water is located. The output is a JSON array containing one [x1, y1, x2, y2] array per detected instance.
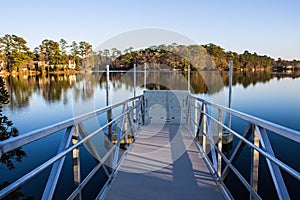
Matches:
[[188, 64, 190, 92], [134, 63, 136, 97], [228, 60, 233, 128], [144, 63, 146, 90], [106, 65, 110, 106], [106, 65, 112, 138]]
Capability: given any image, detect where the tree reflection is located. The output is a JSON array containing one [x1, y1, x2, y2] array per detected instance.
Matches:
[[0, 181, 34, 200], [73, 73, 97, 102], [2, 71, 300, 110], [0, 76, 26, 169], [0, 76, 31, 199]]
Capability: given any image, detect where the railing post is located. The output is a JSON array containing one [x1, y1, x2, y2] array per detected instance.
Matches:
[[42, 126, 75, 200], [207, 106, 218, 172], [186, 96, 191, 128], [113, 103, 127, 168], [250, 125, 260, 200], [141, 96, 145, 125], [144, 63, 146, 90], [134, 63, 136, 97], [228, 60, 233, 129], [203, 103, 207, 153], [135, 99, 140, 134], [72, 129, 82, 200], [218, 109, 223, 177], [133, 63, 137, 124], [194, 99, 198, 137], [256, 126, 290, 199], [106, 65, 110, 106], [127, 105, 135, 137], [106, 65, 112, 140], [196, 103, 204, 138], [188, 64, 190, 92], [123, 109, 128, 147]]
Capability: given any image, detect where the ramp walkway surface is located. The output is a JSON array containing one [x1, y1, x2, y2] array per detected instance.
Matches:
[[105, 91, 224, 199]]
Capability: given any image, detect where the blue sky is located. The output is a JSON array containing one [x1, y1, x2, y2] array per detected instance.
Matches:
[[1, 0, 299, 60]]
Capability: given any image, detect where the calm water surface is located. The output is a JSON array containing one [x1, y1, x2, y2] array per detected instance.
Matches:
[[1, 71, 300, 199]]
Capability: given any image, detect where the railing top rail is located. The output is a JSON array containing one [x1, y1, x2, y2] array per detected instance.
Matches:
[[0, 96, 144, 199], [0, 95, 143, 156], [189, 94, 300, 143]]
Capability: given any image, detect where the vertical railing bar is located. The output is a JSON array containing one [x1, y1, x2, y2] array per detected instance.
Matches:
[[190, 97, 193, 131], [222, 124, 253, 179], [137, 97, 143, 131], [67, 161, 102, 200], [127, 104, 135, 137], [188, 64, 190, 92], [72, 127, 82, 200], [144, 63, 146, 90], [228, 60, 233, 129], [194, 99, 198, 136], [112, 104, 126, 170], [250, 125, 260, 200], [141, 96, 145, 125], [77, 123, 110, 178], [135, 99, 141, 134], [196, 103, 204, 138], [186, 95, 190, 126], [206, 104, 218, 172], [42, 125, 74, 200], [256, 126, 290, 200], [122, 107, 129, 148], [218, 109, 223, 177], [133, 63, 136, 97], [203, 103, 207, 153]]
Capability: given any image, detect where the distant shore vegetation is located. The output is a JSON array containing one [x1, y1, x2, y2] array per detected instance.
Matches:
[[0, 34, 299, 75]]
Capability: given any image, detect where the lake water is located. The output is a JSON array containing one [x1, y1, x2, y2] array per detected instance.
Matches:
[[1, 71, 300, 199]]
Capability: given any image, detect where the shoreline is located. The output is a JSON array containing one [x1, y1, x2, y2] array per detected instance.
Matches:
[[0, 70, 79, 77]]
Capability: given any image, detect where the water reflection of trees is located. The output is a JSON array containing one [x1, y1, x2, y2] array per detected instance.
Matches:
[[0, 77, 31, 199], [4, 74, 77, 109], [221, 71, 273, 88], [73, 73, 99, 102], [0, 77, 26, 169], [225, 71, 300, 87], [102, 71, 297, 94], [3, 71, 300, 109]]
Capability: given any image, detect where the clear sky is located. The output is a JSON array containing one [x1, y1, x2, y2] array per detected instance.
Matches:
[[1, 0, 299, 60]]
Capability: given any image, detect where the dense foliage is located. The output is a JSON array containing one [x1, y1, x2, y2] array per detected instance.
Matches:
[[0, 34, 92, 72], [1, 34, 299, 72], [94, 43, 277, 71], [0, 35, 33, 72], [93, 43, 300, 71]]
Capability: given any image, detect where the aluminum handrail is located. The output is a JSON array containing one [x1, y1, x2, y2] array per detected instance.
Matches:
[[0, 95, 144, 199], [189, 94, 300, 143], [0, 95, 143, 156], [188, 94, 300, 200], [204, 111, 300, 181]]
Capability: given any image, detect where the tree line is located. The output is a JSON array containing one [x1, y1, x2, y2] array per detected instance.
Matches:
[[0, 34, 92, 73], [1, 34, 300, 73], [94, 43, 300, 71]]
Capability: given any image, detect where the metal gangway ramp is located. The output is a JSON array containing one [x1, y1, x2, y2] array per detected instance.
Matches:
[[1, 90, 300, 199], [103, 91, 225, 199]]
